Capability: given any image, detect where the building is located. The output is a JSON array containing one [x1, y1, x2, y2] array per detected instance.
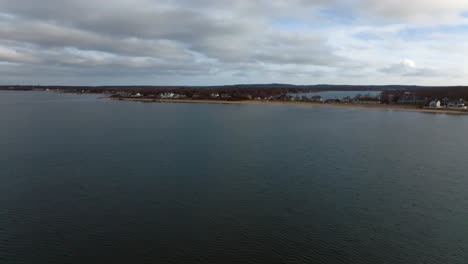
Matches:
[[310, 96, 324, 103], [397, 92, 425, 105], [447, 99, 467, 110], [429, 100, 441, 108], [160, 92, 175, 99], [324, 98, 341, 103]]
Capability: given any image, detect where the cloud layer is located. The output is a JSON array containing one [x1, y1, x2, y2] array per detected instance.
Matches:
[[0, 0, 467, 85]]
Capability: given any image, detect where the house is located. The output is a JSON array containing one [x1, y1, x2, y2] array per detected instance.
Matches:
[[210, 93, 220, 99], [341, 96, 352, 103], [397, 93, 425, 105], [116, 92, 131, 97], [290, 96, 300, 101], [324, 98, 341, 103], [160, 92, 175, 99], [272, 95, 284, 100], [447, 99, 467, 110], [429, 100, 441, 108], [310, 96, 324, 103], [441, 97, 450, 106]]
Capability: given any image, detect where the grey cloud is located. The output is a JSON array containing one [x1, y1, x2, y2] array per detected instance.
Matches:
[[0, 0, 465, 85], [0, 16, 195, 60], [353, 0, 468, 22], [252, 33, 343, 65], [0, 0, 345, 83]]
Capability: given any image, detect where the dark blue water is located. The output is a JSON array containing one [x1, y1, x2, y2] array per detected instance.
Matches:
[[1, 91, 468, 263]]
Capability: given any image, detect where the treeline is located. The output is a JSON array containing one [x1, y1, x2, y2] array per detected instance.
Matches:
[[0, 84, 416, 93], [412, 86, 468, 100], [110, 86, 304, 100], [0, 84, 392, 101], [381, 86, 468, 103], [4, 84, 468, 102]]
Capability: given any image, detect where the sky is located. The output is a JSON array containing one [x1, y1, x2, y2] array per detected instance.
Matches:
[[1, 0, 468, 86]]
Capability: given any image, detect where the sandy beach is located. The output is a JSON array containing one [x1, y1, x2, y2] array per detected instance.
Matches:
[[111, 98, 468, 115]]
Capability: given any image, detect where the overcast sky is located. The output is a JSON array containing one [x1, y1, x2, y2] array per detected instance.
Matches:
[[1, 0, 468, 85]]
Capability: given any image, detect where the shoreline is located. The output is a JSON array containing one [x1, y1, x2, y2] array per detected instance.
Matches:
[[110, 97, 468, 115]]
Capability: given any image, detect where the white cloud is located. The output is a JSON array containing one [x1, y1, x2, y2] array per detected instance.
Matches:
[[380, 59, 438, 78], [400, 59, 416, 68], [0, 45, 39, 63]]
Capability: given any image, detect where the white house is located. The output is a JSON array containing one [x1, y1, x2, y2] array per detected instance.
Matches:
[[160, 92, 175, 99], [429, 100, 441, 108]]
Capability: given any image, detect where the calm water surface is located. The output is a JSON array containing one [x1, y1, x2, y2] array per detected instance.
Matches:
[[1, 91, 468, 263]]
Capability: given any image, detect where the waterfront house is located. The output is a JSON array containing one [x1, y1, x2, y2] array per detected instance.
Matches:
[[116, 91, 131, 97], [324, 98, 341, 103], [441, 97, 450, 106], [160, 92, 175, 99], [429, 100, 441, 108], [447, 99, 467, 110], [397, 92, 425, 105], [341, 96, 352, 103], [310, 96, 324, 103]]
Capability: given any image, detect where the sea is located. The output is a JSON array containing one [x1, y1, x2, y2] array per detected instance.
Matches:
[[1, 91, 467, 264]]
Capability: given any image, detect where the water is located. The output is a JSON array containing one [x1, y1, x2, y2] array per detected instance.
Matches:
[[294, 90, 381, 99], [1, 91, 468, 263]]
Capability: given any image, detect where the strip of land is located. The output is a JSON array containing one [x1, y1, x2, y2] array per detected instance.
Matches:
[[3, 85, 468, 115], [111, 98, 468, 115]]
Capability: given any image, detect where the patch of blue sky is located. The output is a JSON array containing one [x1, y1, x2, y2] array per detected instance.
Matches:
[[399, 24, 468, 40], [317, 7, 357, 24], [271, 7, 357, 31], [353, 31, 383, 41], [270, 17, 320, 31]]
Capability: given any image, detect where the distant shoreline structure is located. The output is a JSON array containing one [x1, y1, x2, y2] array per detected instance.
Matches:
[[3, 84, 468, 115], [111, 97, 468, 115]]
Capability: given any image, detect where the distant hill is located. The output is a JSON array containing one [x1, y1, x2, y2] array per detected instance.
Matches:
[[0, 84, 454, 91]]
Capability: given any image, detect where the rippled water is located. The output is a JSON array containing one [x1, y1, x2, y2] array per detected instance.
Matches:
[[1, 91, 467, 263]]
